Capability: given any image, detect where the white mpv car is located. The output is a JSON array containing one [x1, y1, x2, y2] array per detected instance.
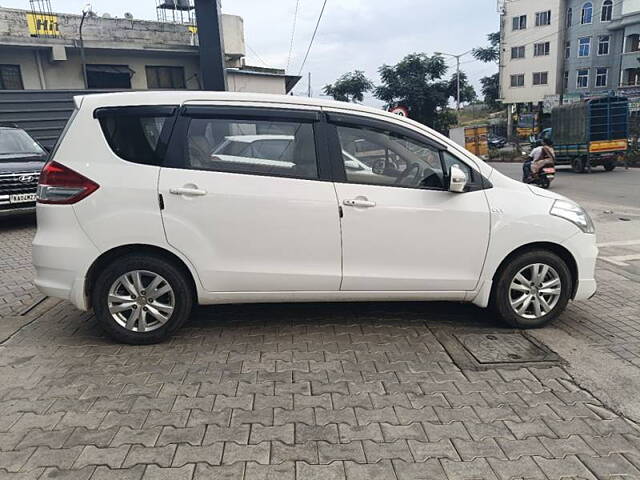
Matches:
[[33, 92, 597, 344]]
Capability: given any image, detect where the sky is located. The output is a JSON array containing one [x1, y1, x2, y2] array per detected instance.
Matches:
[[3, 0, 499, 104]]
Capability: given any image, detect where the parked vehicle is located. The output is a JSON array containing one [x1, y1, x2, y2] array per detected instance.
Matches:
[[543, 96, 629, 173], [0, 124, 48, 218], [33, 92, 598, 344], [488, 134, 507, 150]]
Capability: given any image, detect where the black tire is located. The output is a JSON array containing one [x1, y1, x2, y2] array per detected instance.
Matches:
[[571, 157, 584, 174], [92, 254, 193, 344], [491, 250, 572, 329], [539, 176, 550, 189], [604, 161, 617, 172]]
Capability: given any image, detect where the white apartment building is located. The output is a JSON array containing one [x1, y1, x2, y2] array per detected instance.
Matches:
[[499, 0, 566, 106]]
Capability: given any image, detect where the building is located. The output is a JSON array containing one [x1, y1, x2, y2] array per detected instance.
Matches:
[[563, 0, 623, 97], [499, 0, 640, 135], [499, 0, 566, 106], [0, 6, 300, 94]]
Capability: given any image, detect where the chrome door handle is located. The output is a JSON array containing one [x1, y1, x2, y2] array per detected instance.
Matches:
[[169, 187, 207, 196], [343, 198, 376, 208]]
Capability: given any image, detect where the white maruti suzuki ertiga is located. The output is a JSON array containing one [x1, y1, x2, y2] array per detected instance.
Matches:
[[33, 92, 597, 344]]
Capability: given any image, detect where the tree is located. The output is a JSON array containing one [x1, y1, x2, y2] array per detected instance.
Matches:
[[480, 73, 500, 110], [448, 71, 477, 105], [323, 70, 374, 103], [473, 32, 501, 111], [374, 53, 461, 132]]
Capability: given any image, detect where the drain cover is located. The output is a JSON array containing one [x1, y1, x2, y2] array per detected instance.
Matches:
[[456, 333, 556, 364]]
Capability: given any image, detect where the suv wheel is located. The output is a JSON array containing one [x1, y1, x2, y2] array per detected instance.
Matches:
[[492, 250, 572, 329], [92, 254, 193, 344]]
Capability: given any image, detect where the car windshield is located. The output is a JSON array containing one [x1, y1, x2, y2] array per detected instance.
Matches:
[[0, 129, 46, 159]]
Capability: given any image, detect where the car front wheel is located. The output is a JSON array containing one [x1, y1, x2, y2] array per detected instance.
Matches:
[[92, 254, 193, 344], [492, 250, 572, 329]]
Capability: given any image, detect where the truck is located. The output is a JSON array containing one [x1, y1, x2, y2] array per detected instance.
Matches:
[[449, 125, 489, 157], [541, 96, 629, 173]]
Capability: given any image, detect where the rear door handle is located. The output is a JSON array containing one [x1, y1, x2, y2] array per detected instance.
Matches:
[[169, 187, 207, 196], [343, 198, 376, 208]]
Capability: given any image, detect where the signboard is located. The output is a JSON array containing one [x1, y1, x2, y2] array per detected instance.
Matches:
[[562, 93, 582, 105], [543, 95, 560, 114], [26, 13, 60, 37], [389, 106, 409, 117]]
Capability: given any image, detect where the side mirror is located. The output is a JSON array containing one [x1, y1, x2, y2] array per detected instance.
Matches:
[[449, 164, 468, 193]]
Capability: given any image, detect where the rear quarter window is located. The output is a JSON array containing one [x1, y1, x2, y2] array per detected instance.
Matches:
[[94, 106, 176, 165]]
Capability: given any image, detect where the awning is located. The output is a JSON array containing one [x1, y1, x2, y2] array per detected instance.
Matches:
[[86, 65, 135, 77]]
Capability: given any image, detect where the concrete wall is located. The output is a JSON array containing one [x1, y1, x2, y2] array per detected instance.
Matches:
[[0, 7, 244, 58], [623, 0, 640, 15], [500, 0, 565, 104], [227, 72, 286, 95], [564, 0, 624, 95]]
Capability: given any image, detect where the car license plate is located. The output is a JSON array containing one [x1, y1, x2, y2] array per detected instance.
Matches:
[[9, 193, 37, 204]]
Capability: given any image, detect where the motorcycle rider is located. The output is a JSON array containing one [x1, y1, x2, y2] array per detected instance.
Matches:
[[523, 138, 555, 183]]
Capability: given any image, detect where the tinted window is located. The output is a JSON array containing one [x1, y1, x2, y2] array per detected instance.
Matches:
[[336, 124, 446, 190], [97, 107, 175, 165], [186, 118, 318, 180]]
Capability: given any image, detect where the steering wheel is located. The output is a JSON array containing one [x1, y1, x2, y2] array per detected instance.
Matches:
[[395, 162, 422, 186]]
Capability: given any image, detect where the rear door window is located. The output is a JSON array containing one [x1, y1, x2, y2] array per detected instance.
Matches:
[[95, 106, 177, 165]]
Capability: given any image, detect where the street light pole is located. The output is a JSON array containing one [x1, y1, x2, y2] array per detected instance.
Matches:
[[79, 4, 92, 89], [435, 50, 472, 113]]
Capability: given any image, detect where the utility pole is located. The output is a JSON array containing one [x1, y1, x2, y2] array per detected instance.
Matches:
[[435, 50, 472, 112], [308, 72, 311, 97], [194, 0, 227, 91], [79, 5, 92, 89]]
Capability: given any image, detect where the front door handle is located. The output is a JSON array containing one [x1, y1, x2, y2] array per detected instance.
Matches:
[[343, 198, 376, 208], [169, 186, 207, 196]]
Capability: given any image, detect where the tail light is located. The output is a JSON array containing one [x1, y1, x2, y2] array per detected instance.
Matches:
[[37, 161, 99, 205]]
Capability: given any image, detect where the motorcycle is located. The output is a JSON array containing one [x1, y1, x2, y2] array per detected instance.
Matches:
[[526, 166, 556, 189]]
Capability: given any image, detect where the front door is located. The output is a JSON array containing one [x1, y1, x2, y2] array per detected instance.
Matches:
[[329, 116, 491, 292], [159, 105, 342, 292]]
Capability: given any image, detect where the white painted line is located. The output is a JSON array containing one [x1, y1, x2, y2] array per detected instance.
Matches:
[[600, 254, 640, 267], [597, 239, 640, 248]]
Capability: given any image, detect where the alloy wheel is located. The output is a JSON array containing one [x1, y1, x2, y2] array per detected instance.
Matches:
[[107, 270, 175, 333], [509, 263, 562, 320]]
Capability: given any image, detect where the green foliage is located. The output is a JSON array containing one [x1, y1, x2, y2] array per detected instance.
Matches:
[[472, 31, 500, 63], [323, 70, 374, 103], [448, 71, 477, 104], [374, 53, 460, 132], [480, 73, 501, 111]]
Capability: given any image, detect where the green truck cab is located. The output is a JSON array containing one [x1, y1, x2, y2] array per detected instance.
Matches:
[[534, 96, 628, 173]]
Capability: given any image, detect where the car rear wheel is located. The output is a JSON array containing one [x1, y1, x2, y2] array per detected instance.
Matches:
[[92, 254, 193, 344], [492, 250, 572, 329]]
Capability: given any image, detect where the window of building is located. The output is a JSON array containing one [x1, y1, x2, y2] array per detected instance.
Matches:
[[563, 71, 569, 90], [184, 117, 319, 180], [511, 46, 526, 59], [534, 42, 551, 56], [533, 72, 549, 86], [627, 34, 640, 53], [582, 2, 593, 24], [577, 69, 590, 88], [567, 7, 573, 27], [86, 65, 133, 89], [596, 67, 609, 87], [565, 41, 571, 59], [0, 65, 24, 90], [627, 69, 640, 86], [535, 10, 552, 26], [598, 35, 610, 55], [511, 74, 525, 87], [146, 66, 186, 89], [578, 37, 591, 57], [512, 15, 527, 30], [601, 0, 613, 21]]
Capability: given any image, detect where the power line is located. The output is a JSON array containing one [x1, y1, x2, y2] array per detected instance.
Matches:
[[246, 43, 271, 68], [286, 0, 301, 72], [297, 0, 329, 76]]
